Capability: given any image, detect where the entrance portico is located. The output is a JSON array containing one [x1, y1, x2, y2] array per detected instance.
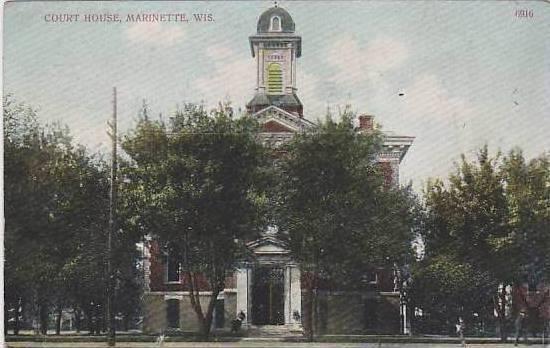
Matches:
[[235, 233, 302, 331]]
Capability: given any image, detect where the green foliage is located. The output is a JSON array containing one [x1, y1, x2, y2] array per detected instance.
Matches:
[[414, 146, 550, 336], [4, 95, 140, 334], [423, 147, 509, 275], [501, 149, 550, 284], [277, 110, 417, 286], [122, 103, 267, 336], [409, 255, 495, 333]]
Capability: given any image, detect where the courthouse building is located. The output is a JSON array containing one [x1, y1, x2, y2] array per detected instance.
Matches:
[[142, 5, 414, 335]]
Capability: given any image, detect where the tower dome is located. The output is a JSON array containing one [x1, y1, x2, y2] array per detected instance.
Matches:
[[248, 5, 303, 116], [257, 6, 295, 33]]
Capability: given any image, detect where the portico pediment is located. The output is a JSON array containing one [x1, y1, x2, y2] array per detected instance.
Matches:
[[254, 105, 314, 133], [247, 235, 289, 255], [262, 120, 294, 133]]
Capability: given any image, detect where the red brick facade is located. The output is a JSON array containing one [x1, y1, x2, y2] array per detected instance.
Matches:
[[262, 120, 294, 132], [512, 284, 550, 319], [378, 162, 394, 187], [148, 240, 235, 292]]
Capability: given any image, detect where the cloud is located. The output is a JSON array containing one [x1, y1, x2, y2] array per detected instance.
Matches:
[[396, 74, 480, 191], [297, 69, 327, 118], [403, 74, 473, 121], [193, 45, 255, 109], [126, 22, 185, 46], [327, 35, 409, 86], [364, 37, 409, 75]]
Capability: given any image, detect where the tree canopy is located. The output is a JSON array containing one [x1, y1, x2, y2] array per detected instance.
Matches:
[[275, 110, 418, 338], [412, 146, 550, 339], [4, 95, 141, 335], [122, 103, 268, 337]]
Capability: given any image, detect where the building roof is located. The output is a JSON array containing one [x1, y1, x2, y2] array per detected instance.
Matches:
[[247, 93, 303, 109], [257, 6, 295, 33]]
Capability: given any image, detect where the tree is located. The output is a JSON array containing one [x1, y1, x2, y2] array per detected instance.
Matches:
[[409, 255, 495, 334], [3, 95, 141, 336], [276, 111, 417, 339], [416, 146, 550, 340], [502, 149, 550, 286], [3, 96, 85, 334], [122, 103, 267, 338]]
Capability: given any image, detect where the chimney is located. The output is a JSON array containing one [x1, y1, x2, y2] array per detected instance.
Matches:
[[358, 114, 374, 130]]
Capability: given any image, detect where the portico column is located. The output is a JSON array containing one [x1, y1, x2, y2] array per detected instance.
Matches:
[[284, 266, 290, 324], [236, 267, 250, 326], [285, 264, 302, 329]]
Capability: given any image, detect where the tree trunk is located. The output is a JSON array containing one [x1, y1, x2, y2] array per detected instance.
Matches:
[[102, 306, 107, 333], [188, 272, 222, 339], [14, 314, 19, 335], [187, 272, 206, 334], [123, 314, 130, 332], [4, 303, 8, 336], [201, 289, 221, 339], [55, 305, 63, 335], [14, 298, 21, 335], [84, 309, 93, 334], [74, 308, 81, 333], [4, 299, 7, 335], [307, 271, 317, 342], [495, 285, 508, 342], [39, 302, 49, 335], [30, 289, 40, 335]]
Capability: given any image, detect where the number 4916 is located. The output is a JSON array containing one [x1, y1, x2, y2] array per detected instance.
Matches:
[[515, 9, 534, 18]]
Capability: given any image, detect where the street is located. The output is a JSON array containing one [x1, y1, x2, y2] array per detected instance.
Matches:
[[5, 341, 550, 348]]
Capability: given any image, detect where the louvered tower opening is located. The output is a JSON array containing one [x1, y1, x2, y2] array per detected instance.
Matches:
[[267, 63, 283, 94]]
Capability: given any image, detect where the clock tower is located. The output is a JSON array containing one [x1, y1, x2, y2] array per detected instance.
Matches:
[[247, 4, 303, 117]]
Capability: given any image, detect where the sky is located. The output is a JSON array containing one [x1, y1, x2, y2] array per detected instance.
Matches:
[[4, 1, 550, 193]]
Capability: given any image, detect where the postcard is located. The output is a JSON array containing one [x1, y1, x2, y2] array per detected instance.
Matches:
[[3, 1, 549, 346]]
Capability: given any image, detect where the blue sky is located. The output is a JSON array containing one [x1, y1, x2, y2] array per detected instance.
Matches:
[[4, 1, 550, 192]]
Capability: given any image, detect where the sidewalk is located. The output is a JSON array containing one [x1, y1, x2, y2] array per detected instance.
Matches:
[[4, 336, 550, 348], [4, 341, 549, 348]]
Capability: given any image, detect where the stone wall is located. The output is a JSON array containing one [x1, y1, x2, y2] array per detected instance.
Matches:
[[143, 294, 167, 334], [301, 290, 401, 335], [142, 292, 238, 334]]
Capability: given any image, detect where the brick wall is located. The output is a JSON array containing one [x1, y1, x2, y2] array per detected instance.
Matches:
[[148, 240, 236, 292]]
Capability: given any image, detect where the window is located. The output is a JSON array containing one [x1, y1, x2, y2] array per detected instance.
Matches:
[[367, 272, 378, 284], [363, 299, 378, 330], [166, 299, 180, 328], [361, 272, 378, 285], [318, 297, 328, 333], [270, 16, 281, 31], [267, 63, 283, 94], [214, 299, 225, 328], [166, 246, 181, 282]]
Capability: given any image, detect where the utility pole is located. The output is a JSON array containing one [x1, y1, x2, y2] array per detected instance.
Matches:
[[106, 87, 118, 346]]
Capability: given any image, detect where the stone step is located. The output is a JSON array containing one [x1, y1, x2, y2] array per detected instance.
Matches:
[[246, 325, 303, 337]]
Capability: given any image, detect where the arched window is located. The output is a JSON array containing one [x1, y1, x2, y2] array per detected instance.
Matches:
[[270, 16, 281, 31], [267, 63, 283, 94]]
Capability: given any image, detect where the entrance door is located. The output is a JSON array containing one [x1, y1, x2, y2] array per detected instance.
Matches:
[[252, 267, 284, 325]]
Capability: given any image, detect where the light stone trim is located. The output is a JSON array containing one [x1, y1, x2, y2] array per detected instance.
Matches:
[[236, 268, 251, 326], [253, 105, 315, 130], [143, 238, 151, 292], [243, 235, 303, 330], [149, 291, 213, 296], [164, 294, 184, 300]]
